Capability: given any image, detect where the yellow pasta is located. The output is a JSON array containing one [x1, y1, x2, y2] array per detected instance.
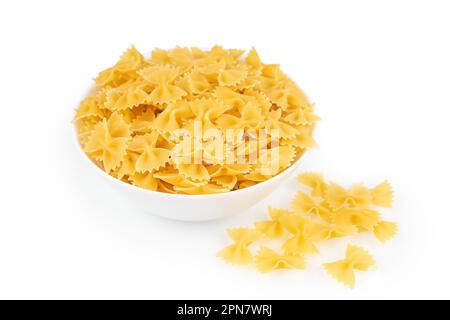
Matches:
[[373, 220, 398, 243], [211, 175, 238, 190], [323, 244, 375, 288], [280, 213, 328, 255], [291, 191, 329, 216], [371, 181, 393, 207], [325, 183, 372, 210], [131, 172, 158, 191], [83, 113, 131, 173], [152, 101, 193, 132], [95, 46, 145, 87], [217, 228, 260, 265], [296, 172, 328, 198], [218, 172, 397, 287], [104, 87, 150, 111], [77, 47, 398, 287], [323, 213, 359, 239], [114, 152, 138, 179], [255, 246, 306, 273], [74, 46, 319, 194], [132, 132, 171, 173], [130, 108, 156, 133], [255, 207, 290, 239], [153, 167, 206, 188], [333, 208, 380, 232], [139, 65, 187, 105], [74, 96, 104, 121]]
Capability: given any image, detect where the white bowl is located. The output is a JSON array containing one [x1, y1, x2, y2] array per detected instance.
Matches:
[[74, 128, 305, 221]]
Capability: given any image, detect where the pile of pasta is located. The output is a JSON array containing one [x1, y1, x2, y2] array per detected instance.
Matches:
[[218, 172, 397, 288], [74, 46, 319, 194]]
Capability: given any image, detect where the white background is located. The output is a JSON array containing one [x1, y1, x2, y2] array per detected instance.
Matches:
[[0, 0, 449, 299]]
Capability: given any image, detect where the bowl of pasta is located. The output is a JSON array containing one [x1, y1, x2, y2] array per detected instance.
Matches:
[[73, 46, 318, 221]]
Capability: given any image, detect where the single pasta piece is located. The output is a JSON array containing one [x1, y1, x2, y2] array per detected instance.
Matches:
[[255, 246, 306, 273], [325, 183, 372, 210], [83, 113, 131, 173], [323, 244, 375, 288], [217, 228, 260, 265]]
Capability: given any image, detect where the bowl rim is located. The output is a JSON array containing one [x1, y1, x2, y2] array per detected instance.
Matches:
[[73, 125, 307, 199]]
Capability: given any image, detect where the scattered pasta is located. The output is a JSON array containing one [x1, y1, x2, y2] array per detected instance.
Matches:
[[74, 46, 319, 194], [218, 172, 397, 287]]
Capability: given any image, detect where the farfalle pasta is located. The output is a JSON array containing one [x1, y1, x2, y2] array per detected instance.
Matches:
[[255, 246, 306, 273], [255, 207, 289, 240], [279, 213, 327, 255], [74, 46, 318, 194], [216, 228, 260, 265], [218, 172, 397, 288], [84, 112, 131, 173], [323, 244, 375, 288]]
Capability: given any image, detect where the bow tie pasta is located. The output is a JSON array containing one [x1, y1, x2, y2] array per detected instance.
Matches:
[[218, 173, 397, 288], [74, 46, 318, 194]]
